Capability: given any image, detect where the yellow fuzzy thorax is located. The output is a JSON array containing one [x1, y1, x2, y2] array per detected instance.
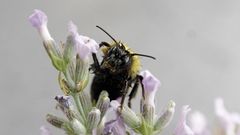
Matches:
[[101, 41, 140, 78]]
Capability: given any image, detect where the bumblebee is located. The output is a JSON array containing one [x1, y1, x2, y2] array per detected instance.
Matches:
[[90, 26, 155, 107]]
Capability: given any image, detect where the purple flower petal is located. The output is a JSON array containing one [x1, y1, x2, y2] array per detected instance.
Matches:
[[104, 116, 126, 135], [174, 105, 194, 135], [68, 21, 99, 59], [28, 9, 47, 28], [110, 100, 120, 111], [28, 9, 53, 41], [40, 126, 51, 135], [140, 70, 161, 107], [68, 21, 78, 37], [79, 35, 99, 53]]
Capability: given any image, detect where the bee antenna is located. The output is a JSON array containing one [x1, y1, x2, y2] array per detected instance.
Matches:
[[96, 26, 118, 44], [131, 53, 156, 60]]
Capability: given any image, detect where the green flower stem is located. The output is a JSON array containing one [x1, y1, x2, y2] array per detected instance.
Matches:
[[72, 93, 87, 124]]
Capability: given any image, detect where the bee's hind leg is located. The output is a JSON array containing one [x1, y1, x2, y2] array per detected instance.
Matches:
[[127, 75, 145, 108], [128, 78, 139, 108], [119, 80, 131, 110]]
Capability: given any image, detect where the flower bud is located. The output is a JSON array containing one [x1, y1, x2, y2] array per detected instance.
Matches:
[[111, 101, 141, 129], [96, 91, 110, 117], [86, 107, 101, 131], [55, 95, 72, 109], [70, 119, 86, 135], [46, 114, 66, 129], [154, 100, 175, 132], [94, 116, 106, 135], [74, 54, 90, 93], [63, 35, 75, 65], [55, 95, 78, 121]]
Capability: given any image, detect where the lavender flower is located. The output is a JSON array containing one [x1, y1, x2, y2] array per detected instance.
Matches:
[[28, 9, 53, 42], [68, 21, 98, 60], [188, 111, 210, 135], [28, 9, 66, 71], [104, 117, 126, 135], [40, 126, 51, 135], [174, 105, 194, 135], [214, 97, 240, 135], [140, 70, 161, 108]]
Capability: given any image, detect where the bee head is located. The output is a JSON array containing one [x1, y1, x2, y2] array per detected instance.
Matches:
[[96, 25, 156, 73], [102, 42, 132, 73]]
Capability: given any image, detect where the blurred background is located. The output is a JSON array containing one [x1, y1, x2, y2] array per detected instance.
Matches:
[[1, 0, 240, 134]]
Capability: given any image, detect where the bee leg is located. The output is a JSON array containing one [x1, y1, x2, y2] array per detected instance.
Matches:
[[138, 75, 145, 100], [120, 81, 130, 109], [90, 53, 100, 72], [99, 42, 111, 47], [128, 78, 140, 108]]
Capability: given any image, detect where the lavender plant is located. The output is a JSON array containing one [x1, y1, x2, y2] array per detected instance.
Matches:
[[28, 9, 176, 135]]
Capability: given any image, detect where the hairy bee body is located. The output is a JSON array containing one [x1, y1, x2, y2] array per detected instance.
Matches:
[[90, 42, 141, 106]]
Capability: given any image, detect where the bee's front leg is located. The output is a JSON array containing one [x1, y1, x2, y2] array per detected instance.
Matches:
[[89, 53, 100, 73], [90, 42, 111, 73]]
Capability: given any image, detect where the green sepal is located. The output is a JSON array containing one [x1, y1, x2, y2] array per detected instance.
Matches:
[[43, 41, 67, 72], [63, 36, 75, 65]]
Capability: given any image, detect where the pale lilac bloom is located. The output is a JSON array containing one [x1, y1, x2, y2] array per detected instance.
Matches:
[[214, 97, 240, 135], [174, 105, 194, 135], [104, 116, 126, 135], [140, 70, 161, 107], [28, 9, 53, 42], [68, 21, 98, 59], [188, 111, 210, 135], [40, 126, 51, 135], [103, 100, 127, 135]]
